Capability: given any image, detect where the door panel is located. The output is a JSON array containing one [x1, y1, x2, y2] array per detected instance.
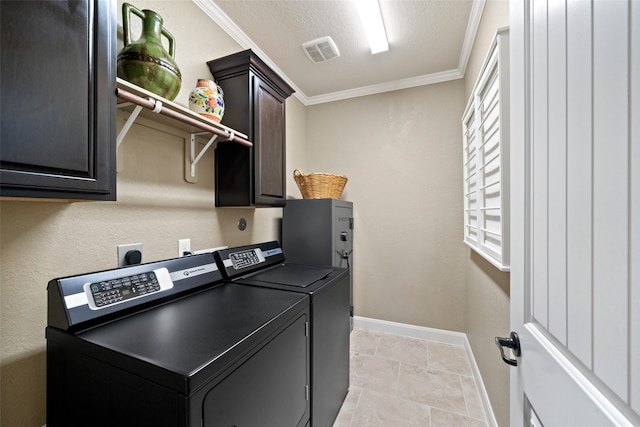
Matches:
[[253, 76, 286, 204], [511, 0, 639, 424], [203, 313, 309, 427], [530, 0, 549, 334], [592, 0, 630, 399], [565, 0, 593, 368], [546, 0, 567, 346]]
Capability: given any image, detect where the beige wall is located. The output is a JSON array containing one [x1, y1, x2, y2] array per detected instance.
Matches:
[[0, 1, 306, 425], [462, 1, 511, 426], [306, 81, 468, 332]]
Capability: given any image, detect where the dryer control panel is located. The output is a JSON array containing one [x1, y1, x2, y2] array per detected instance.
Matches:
[[214, 241, 285, 280], [229, 249, 266, 270]]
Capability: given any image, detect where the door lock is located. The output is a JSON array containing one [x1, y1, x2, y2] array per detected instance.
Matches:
[[495, 331, 521, 366]]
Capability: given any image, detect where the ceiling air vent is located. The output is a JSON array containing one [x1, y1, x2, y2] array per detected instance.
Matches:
[[302, 37, 340, 63]]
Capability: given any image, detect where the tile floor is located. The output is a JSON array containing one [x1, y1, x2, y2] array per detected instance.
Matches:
[[333, 328, 489, 427]]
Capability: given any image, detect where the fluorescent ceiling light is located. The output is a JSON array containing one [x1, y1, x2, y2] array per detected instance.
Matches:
[[355, 0, 388, 54]]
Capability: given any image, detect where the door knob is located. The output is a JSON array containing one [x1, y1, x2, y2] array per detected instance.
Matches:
[[495, 331, 521, 366]]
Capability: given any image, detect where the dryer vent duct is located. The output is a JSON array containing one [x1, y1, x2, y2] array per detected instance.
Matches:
[[302, 37, 340, 63]]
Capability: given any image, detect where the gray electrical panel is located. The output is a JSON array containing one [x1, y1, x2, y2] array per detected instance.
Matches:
[[282, 199, 353, 324]]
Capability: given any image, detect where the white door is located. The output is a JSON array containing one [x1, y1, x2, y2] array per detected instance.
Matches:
[[509, 0, 639, 425]]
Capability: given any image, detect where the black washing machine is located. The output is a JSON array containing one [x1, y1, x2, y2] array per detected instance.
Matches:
[[214, 241, 350, 427], [46, 252, 311, 427]]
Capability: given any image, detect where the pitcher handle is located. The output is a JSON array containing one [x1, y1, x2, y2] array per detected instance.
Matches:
[[122, 2, 145, 48], [161, 28, 176, 59]]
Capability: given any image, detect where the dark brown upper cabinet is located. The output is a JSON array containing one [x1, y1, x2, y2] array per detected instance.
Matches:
[[0, 0, 116, 201], [207, 50, 294, 207]]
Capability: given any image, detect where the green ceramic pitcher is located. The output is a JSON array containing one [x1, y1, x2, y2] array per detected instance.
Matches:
[[117, 3, 182, 101]]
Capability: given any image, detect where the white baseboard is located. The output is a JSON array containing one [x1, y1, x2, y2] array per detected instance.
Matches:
[[352, 316, 498, 427], [462, 335, 499, 427], [353, 316, 467, 346]]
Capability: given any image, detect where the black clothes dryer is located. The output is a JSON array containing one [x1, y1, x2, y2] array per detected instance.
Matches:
[[214, 241, 351, 427]]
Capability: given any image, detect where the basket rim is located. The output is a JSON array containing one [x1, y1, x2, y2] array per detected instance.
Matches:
[[293, 169, 348, 179]]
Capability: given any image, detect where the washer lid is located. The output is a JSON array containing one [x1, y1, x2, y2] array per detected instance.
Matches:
[[249, 264, 334, 287]]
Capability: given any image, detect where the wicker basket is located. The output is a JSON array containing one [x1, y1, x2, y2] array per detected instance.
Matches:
[[293, 169, 348, 199]]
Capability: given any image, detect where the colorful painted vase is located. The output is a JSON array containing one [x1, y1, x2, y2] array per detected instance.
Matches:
[[188, 79, 225, 122], [117, 3, 182, 101]]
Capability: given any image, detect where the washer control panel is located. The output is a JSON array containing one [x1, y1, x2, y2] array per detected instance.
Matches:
[[84, 268, 173, 310]]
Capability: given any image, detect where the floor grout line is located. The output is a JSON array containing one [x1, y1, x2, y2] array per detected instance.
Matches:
[[458, 373, 472, 418]]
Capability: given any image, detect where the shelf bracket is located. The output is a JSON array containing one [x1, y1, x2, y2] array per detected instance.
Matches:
[[116, 98, 162, 152], [116, 98, 165, 172], [117, 97, 165, 153], [116, 104, 143, 151], [185, 132, 219, 183]]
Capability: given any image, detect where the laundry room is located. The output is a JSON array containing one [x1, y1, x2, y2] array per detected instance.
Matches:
[[0, 0, 511, 426]]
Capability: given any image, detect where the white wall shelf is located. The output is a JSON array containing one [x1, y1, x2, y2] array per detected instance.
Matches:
[[115, 77, 251, 182], [462, 28, 510, 271]]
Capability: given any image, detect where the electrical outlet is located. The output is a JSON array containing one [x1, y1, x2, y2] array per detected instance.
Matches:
[[117, 243, 143, 267], [178, 239, 191, 257]]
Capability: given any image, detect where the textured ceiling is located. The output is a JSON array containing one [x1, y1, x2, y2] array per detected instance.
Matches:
[[195, 0, 483, 105]]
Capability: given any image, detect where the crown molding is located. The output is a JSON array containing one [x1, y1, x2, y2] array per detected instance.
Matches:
[[192, 0, 305, 98], [303, 69, 463, 105], [458, 0, 487, 75]]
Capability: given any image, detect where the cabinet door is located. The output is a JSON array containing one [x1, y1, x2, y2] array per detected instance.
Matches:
[[252, 74, 286, 206], [0, 0, 116, 200]]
